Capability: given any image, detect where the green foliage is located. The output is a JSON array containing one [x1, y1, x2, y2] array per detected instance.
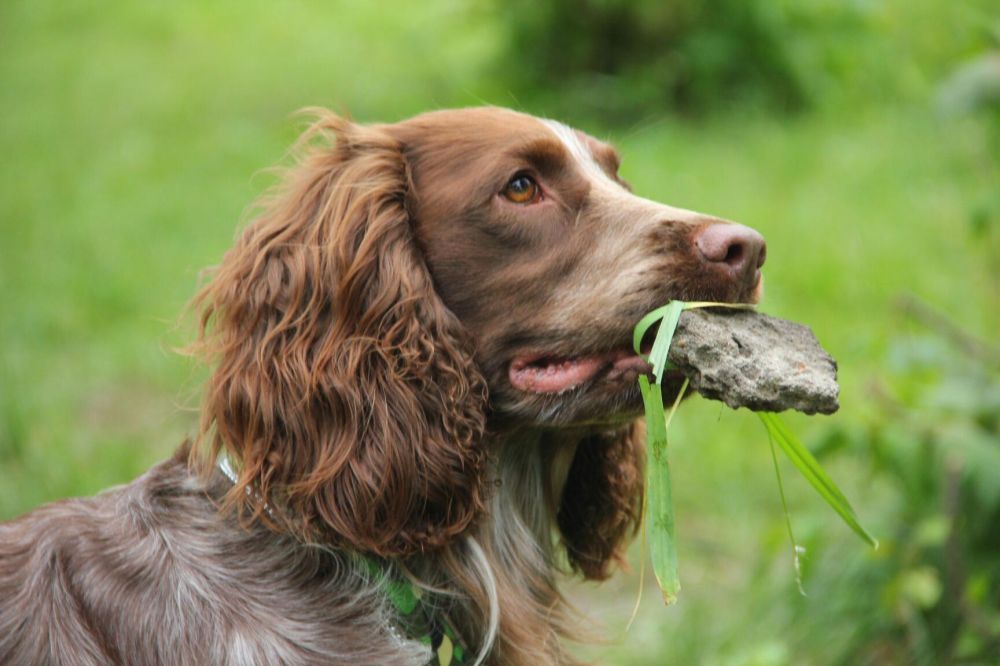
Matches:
[[803, 305, 1000, 664], [494, 0, 1000, 124], [937, 21, 1000, 263], [494, 0, 807, 121]]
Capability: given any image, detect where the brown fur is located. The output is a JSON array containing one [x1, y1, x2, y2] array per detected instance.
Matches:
[[1, 107, 763, 665], [190, 114, 489, 557]]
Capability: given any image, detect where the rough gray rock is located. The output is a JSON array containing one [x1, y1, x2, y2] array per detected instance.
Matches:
[[668, 308, 840, 415]]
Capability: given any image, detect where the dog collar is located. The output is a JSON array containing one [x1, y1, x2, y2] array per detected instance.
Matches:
[[362, 557, 469, 665], [214, 455, 469, 665]]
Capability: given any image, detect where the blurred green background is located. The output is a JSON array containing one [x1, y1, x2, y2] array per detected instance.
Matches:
[[2, 0, 998, 663]]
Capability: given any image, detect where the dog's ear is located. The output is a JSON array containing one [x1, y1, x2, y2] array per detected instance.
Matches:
[[557, 425, 644, 579], [192, 111, 488, 556]]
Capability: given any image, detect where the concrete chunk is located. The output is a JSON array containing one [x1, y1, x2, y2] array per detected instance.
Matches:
[[668, 309, 840, 415]]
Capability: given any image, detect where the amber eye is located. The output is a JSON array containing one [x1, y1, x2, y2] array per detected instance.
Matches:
[[501, 174, 541, 204]]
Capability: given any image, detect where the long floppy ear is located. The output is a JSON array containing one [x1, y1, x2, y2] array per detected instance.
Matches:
[[191, 111, 488, 556], [557, 424, 644, 579]]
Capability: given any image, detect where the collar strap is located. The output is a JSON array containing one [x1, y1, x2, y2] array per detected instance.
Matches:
[[214, 455, 469, 664], [217, 452, 275, 519], [362, 557, 469, 665]]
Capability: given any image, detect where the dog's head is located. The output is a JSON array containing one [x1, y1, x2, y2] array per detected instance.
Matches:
[[193, 107, 765, 560], [392, 108, 764, 427]]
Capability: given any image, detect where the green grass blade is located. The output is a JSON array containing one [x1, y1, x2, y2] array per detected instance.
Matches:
[[765, 426, 807, 595], [635, 300, 751, 384], [639, 376, 680, 604], [757, 412, 878, 549], [759, 412, 851, 507], [632, 303, 675, 358], [681, 301, 757, 312], [647, 301, 683, 383]]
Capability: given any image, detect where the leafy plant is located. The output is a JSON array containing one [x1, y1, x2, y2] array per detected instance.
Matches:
[[803, 297, 1000, 664], [492, 0, 808, 122]]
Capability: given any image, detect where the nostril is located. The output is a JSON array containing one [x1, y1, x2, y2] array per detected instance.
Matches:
[[723, 243, 744, 267], [756, 243, 767, 269]]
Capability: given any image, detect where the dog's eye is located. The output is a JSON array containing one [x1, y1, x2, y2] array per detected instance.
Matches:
[[502, 174, 541, 204]]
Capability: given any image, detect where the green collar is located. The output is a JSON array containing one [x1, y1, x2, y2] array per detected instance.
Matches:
[[363, 557, 470, 665]]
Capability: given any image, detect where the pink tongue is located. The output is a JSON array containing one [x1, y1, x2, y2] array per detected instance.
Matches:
[[509, 350, 652, 393], [509, 356, 606, 393]]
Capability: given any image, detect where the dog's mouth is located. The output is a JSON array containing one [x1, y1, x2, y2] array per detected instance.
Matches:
[[507, 325, 686, 395], [507, 282, 764, 395], [508, 349, 652, 394]]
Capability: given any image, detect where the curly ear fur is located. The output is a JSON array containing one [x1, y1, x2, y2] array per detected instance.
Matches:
[[557, 424, 645, 579], [191, 111, 488, 556]]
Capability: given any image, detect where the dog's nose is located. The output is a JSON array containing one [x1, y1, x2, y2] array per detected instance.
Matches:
[[694, 222, 766, 283]]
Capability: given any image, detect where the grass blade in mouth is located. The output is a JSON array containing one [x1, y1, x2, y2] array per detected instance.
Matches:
[[634, 301, 686, 604], [639, 375, 680, 604], [643, 300, 684, 382]]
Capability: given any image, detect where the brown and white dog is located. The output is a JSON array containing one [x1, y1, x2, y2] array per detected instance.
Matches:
[[0, 107, 765, 665]]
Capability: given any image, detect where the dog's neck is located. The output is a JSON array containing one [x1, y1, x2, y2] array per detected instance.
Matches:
[[487, 428, 582, 543], [407, 427, 596, 665], [213, 428, 598, 665]]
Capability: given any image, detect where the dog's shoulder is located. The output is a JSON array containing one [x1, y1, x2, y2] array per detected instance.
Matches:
[[0, 451, 430, 665]]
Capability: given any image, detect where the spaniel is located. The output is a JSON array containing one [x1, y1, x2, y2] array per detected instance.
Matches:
[[0, 107, 765, 665]]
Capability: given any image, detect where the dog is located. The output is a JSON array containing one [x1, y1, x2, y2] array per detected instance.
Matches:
[[0, 107, 765, 665]]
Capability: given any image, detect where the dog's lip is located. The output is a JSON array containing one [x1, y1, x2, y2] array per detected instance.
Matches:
[[506, 282, 764, 395], [508, 346, 657, 394]]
